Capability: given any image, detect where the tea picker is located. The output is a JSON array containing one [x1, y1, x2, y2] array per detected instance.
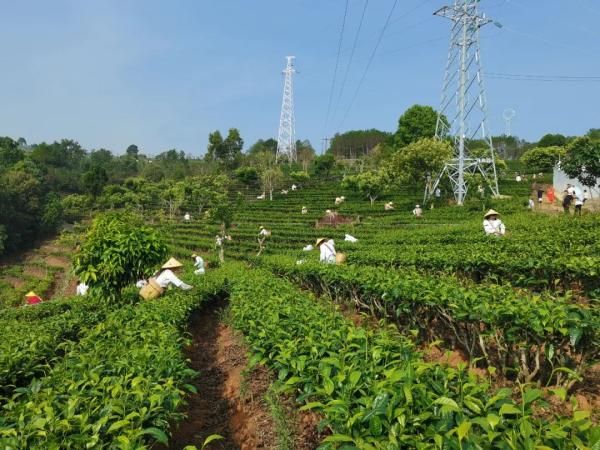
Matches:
[[483, 209, 506, 236], [191, 253, 205, 275], [138, 257, 193, 300]]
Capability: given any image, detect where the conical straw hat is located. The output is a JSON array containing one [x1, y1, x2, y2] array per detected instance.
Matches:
[[25, 291, 38, 297], [484, 209, 500, 219], [315, 238, 328, 247], [161, 257, 183, 269]]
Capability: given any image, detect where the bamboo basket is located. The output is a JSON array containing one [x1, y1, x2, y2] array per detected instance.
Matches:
[[335, 253, 347, 265], [139, 278, 164, 300]]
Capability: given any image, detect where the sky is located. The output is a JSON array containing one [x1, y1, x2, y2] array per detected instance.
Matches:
[[0, 0, 599, 157]]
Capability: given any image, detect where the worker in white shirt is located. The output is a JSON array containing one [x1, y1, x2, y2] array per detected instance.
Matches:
[[316, 238, 336, 264], [566, 184, 575, 196], [412, 204, 423, 218], [344, 234, 358, 243], [483, 209, 506, 236], [257, 226, 271, 256], [301, 206, 308, 214], [141, 258, 193, 291], [76, 281, 89, 296], [384, 202, 394, 211], [291, 184, 297, 191], [191, 253, 205, 275], [184, 212, 191, 222], [528, 198, 535, 210]]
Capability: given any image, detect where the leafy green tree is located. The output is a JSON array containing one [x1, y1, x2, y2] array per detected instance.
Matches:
[[290, 171, 310, 183], [0, 137, 24, 169], [40, 192, 63, 233], [538, 133, 567, 148], [205, 130, 224, 162], [520, 146, 564, 173], [586, 128, 600, 141], [223, 128, 244, 168], [342, 170, 389, 205], [234, 166, 259, 187], [74, 213, 167, 298], [395, 105, 447, 147], [141, 163, 165, 182], [261, 167, 284, 201], [61, 194, 93, 222], [126, 144, 139, 158], [561, 137, 600, 188], [176, 175, 230, 216], [330, 130, 390, 160], [296, 140, 316, 172], [82, 166, 109, 198], [313, 153, 336, 177], [247, 138, 277, 156], [390, 138, 453, 184]]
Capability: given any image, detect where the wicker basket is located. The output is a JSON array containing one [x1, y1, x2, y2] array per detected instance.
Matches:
[[335, 253, 347, 265], [139, 278, 164, 300]]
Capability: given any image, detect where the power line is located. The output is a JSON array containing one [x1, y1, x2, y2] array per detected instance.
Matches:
[[323, 0, 350, 135], [486, 72, 600, 82], [337, 0, 399, 131], [331, 0, 369, 124]]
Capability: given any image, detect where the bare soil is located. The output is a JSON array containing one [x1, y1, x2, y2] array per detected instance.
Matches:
[[164, 300, 277, 450], [44, 256, 70, 269], [23, 265, 47, 279], [2, 276, 25, 289]]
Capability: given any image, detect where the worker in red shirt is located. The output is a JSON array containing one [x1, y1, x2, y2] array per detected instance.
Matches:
[[25, 291, 42, 305]]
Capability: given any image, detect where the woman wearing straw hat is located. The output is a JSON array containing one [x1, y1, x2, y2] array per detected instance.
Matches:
[[483, 209, 506, 236], [154, 257, 193, 290], [24, 291, 43, 306], [191, 254, 205, 275], [316, 237, 336, 264]]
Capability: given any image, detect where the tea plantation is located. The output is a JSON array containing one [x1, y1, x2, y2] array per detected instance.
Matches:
[[0, 177, 599, 449]]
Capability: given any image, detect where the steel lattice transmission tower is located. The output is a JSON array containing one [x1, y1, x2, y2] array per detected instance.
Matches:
[[276, 56, 297, 163], [425, 0, 500, 205]]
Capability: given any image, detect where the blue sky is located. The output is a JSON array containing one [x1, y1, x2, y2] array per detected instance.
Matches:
[[0, 0, 599, 156]]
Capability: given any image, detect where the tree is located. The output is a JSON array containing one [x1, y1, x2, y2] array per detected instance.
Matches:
[[222, 128, 244, 168], [520, 146, 564, 173], [247, 138, 277, 156], [389, 138, 453, 185], [313, 153, 336, 177], [234, 166, 259, 187], [538, 133, 567, 148], [82, 166, 109, 198], [74, 213, 167, 298], [296, 140, 316, 172], [395, 105, 447, 148], [342, 170, 389, 205], [0, 137, 24, 169], [205, 130, 224, 162], [561, 137, 600, 189], [260, 167, 284, 201], [329, 130, 389, 160], [586, 128, 600, 141], [126, 144, 139, 158], [176, 175, 230, 217]]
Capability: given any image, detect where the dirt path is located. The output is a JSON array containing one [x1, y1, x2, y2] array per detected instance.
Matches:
[[165, 300, 277, 450]]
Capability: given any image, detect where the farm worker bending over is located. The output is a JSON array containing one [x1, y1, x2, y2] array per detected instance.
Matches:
[[483, 210, 505, 236], [155, 258, 193, 290], [301, 206, 308, 214], [184, 212, 191, 222], [76, 281, 89, 296], [335, 196, 345, 205], [344, 234, 358, 243], [384, 202, 394, 211], [25, 291, 42, 306], [291, 184, 297, 191], [412, 204, 423, 218], [191, 253, 205, 275], [316, 238, 336, 264]]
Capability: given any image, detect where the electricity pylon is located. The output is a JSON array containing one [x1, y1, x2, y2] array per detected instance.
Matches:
[[426, 0, 500, 205], [276, 56, 296, 163]]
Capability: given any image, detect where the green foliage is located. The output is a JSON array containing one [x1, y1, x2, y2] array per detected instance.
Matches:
[[395, 104, 447, 147], [389, 137, 453, 184], [313, 153, 336, 177], [289, 170, 309, 183], [520, 146, 565, 172], [61, 194, 93, 222], [235, 166, 259, 186], [40, 192, 64, 233], [74, 213, 167, 296], [82, 165, 109, 198], [329, 129, 390, 160], [562, 136, 600, 188], [538, 133, 568, 148], [342, 170, 390, 204]]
